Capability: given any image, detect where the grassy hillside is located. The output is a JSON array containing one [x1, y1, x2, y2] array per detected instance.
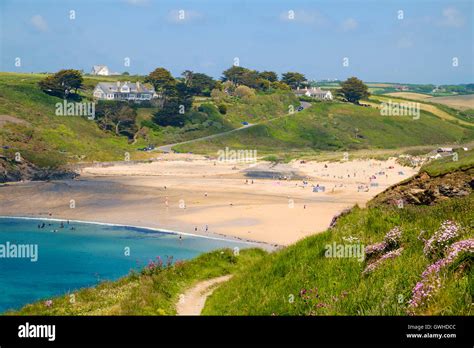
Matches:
[[0, 72, 298, 167], [421, 148, 474, 177], [203, 194, 473, 315], [174, 101, 474, 157], [0, 72, 147, 167]]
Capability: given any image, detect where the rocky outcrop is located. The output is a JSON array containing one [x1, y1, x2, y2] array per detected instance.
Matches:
[[370, 167, 473, 207], [0, 157, 77, 183]]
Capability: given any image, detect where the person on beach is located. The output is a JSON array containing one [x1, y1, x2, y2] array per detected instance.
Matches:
[[205, 225, 208, 232]]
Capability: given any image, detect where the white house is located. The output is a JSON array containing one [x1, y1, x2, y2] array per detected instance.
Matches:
[[294, 87, 333, 100], [93, 81, 158, 101], [91, 65, 111, 76]]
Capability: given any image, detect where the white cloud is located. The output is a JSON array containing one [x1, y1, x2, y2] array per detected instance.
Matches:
[[439, 7, 465, 27], [30, 15, 48, 32], [167, 9, 203, 23], [279, 10, 327, 25], [341, 18, 358, 31]]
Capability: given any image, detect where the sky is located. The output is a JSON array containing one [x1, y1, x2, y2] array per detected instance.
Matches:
[[0, 0, 473, 84]]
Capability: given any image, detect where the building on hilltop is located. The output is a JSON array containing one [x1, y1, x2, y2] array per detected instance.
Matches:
[[93, 81, 158, 101], [293, 86, 333, 100], [91, 65, 112, 76]]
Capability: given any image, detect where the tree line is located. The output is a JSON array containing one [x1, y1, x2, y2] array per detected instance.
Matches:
[[38, 67, 370, 139]]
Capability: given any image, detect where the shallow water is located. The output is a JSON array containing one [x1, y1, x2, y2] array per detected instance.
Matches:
[[0, 217, 250, 313]]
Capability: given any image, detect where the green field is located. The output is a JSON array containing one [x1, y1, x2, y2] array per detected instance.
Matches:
[[174, 101, 474, 157]]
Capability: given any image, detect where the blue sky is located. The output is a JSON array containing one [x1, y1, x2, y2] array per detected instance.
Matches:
[[0, 0, 472, 84]]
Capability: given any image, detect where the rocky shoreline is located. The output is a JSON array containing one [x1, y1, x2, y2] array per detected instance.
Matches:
[[0, 158, 77, 183], [370, 167, 474, 206]]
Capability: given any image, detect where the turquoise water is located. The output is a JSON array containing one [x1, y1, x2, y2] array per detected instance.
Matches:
[[0, 217, 251, 313]]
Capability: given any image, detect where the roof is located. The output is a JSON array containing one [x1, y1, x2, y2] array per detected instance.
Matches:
[[92, 65, 109, 73], [95, 81, 155, 94]]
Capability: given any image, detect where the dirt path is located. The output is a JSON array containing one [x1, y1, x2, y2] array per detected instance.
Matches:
[[176, 275, 233, 315]]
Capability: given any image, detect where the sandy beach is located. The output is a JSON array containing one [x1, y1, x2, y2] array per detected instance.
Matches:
[[0, 154, 418, 246]]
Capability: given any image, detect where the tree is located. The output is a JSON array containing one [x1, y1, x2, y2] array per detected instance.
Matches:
[[95, 102, 137, 138], [281, 72, 307, 89], [182, 71, 216, 96], [145, 67, 176, 98], [338, 77, 369, 104], [152, 81, 193, 127], [256, 78, 271, 91], [222, 66, 249, 84], [271, 81, 291, 90], [38, 69, 83, 98], [259, 71, 278, 82]]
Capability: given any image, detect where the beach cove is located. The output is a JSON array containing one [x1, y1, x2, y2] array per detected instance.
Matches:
[[1, 154, 418, 246]]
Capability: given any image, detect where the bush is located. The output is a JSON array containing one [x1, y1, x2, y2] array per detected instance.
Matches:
[[218, 104, 227, 114], [234, 85, 255, 98]]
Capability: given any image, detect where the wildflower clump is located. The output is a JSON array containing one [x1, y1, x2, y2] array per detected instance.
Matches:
[[408, 238, 473, 313], [423, 220, 461, 259], [363, 227, 404, 273]]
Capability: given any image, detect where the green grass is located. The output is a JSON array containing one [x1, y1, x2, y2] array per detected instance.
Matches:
[[0, 72, 299, 166], [10, 248, 266, 315], [0, 72, 147, 167], [174, 102, 474, 157], [421, 148, 474, 177], [203, 194, 473, 315]]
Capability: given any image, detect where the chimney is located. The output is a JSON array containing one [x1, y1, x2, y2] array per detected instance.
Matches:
[[297, 86, 300, 90], [116, 81, 120, 87], [136, 81, 140, 90]]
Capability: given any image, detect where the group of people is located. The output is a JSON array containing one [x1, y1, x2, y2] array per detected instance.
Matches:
[[37, 220, 76, 232]]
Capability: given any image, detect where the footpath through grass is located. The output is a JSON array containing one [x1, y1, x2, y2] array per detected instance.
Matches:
[[11, 248, 266, 315]]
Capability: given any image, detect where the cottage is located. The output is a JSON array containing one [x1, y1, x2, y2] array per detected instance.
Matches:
[[294, 87, 333, 100], [93, 81, 158, 101], [91, 65, 111, 76]]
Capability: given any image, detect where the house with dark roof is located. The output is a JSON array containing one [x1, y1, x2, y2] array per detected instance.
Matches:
[[93, 81, 158, 101]]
